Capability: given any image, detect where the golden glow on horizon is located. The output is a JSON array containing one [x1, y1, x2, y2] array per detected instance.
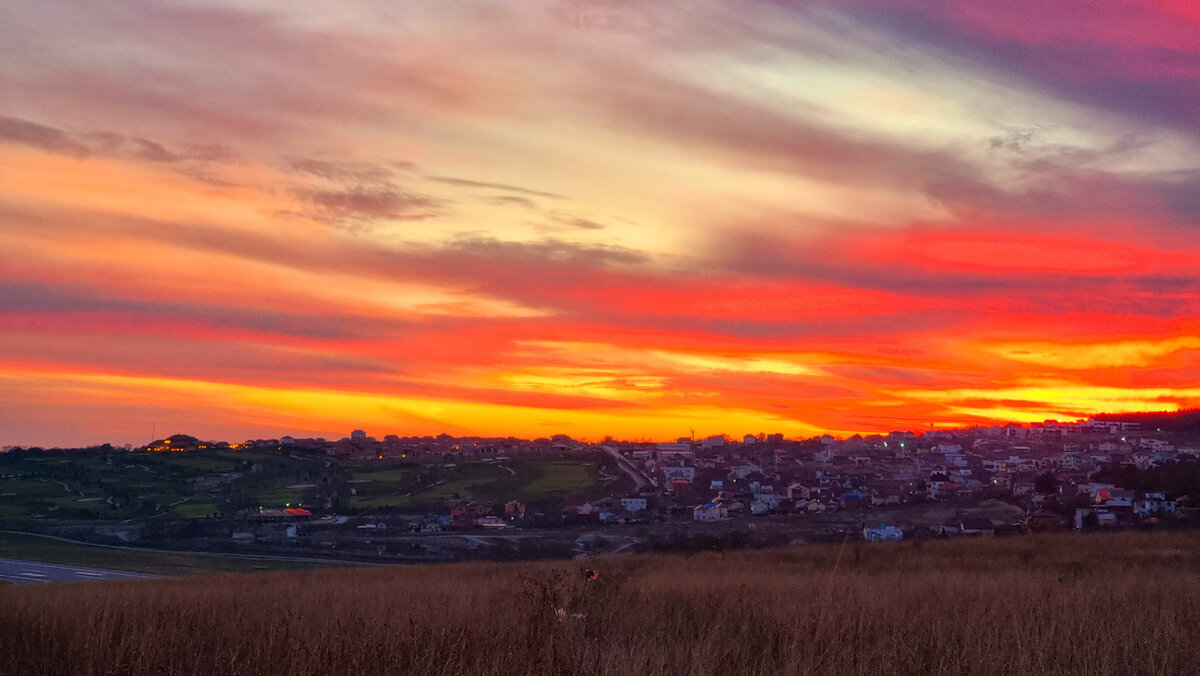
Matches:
[[0, 367, 825, 443]]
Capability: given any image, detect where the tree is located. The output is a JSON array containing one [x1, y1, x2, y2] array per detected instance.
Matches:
[[1034, 472, 1059, 495]]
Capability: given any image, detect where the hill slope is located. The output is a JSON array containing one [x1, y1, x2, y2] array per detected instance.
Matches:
[[4, 530, 1200, 675]]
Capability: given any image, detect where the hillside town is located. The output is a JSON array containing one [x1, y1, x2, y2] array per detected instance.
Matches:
[[9, 412, 1193, 558], [561, 416, 1200, 541]]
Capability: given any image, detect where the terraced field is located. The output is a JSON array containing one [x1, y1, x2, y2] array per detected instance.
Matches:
[[346, 458, 609, 511]]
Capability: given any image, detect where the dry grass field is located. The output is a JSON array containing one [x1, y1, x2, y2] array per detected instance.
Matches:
[[3, 530, 1200, 675]]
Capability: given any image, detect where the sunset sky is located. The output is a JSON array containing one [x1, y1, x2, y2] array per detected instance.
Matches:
[[3, 1, 1200, 447]]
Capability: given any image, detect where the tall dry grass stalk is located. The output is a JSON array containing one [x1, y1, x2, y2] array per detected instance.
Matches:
[[3, 530, 1199, 675]]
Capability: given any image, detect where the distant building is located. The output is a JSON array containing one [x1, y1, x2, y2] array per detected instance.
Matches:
[[146, 434, 202, 452], [787, 483, 811, 501], [753, 492, 783, 509], [693, 502, 728, 522], [729, 464, 762, 480], [351, 430, 367, 442], [863, 523, 903, 541], [562, 505, 593, 525], [959, 518, 996, 537], [620, 497, 648, 512], [662, 466, 697, 482], [1075, 507, 1118, 530], [1026, 510, 1060, 533], [656, 440, 696, 459], [1135, 494, 1176, 517]]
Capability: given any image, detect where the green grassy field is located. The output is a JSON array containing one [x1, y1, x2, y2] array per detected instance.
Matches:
[[1, 450, 618, 519], [149, 454, 243, 473], [347, 458, 604, 510], [0, 450, 332, 519], [3, 530, 1200, 675], [348, 467, 416, 483], [0, 531, 348, 576], [168, 502, 220, 519], [518, 460, 597, 501]]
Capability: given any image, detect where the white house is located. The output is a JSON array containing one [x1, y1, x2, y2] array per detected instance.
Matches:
[[693, 502, 728, 522], [662, 465, 697, 482], [730, 464, 763, 479], [1075, 507, 1118, 530], [1135, 495, 1176, 517], [1078, 482, 1116, 501], [753, 492, 783, 509], [620, 497, 648, 512], [863, 523, 903, 541], [801, 500, 827, 513], [787, 483, 811, 500], [1101, 488, 1135, 509], [417, 520, 443, 533]]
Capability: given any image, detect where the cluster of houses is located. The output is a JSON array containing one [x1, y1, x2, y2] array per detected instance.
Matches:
[[592, 419, 1200, 536], [375, 496, 655, 534], [139, 419, 1200, 543], [562, 497, 650, 525], [411, 499, 536, 532], [863, 512, 1066, 542], [1072, 485, 1184, 530]]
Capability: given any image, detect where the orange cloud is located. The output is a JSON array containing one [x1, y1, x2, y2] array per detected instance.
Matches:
[[2, 1, 1200, 445]]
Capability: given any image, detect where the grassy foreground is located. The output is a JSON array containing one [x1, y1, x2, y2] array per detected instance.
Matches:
[[3, 531, 1200, 675]]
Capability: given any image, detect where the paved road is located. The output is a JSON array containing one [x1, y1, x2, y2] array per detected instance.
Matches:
[[602, 445, 654, 490], [0, 557, 157, 584]]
